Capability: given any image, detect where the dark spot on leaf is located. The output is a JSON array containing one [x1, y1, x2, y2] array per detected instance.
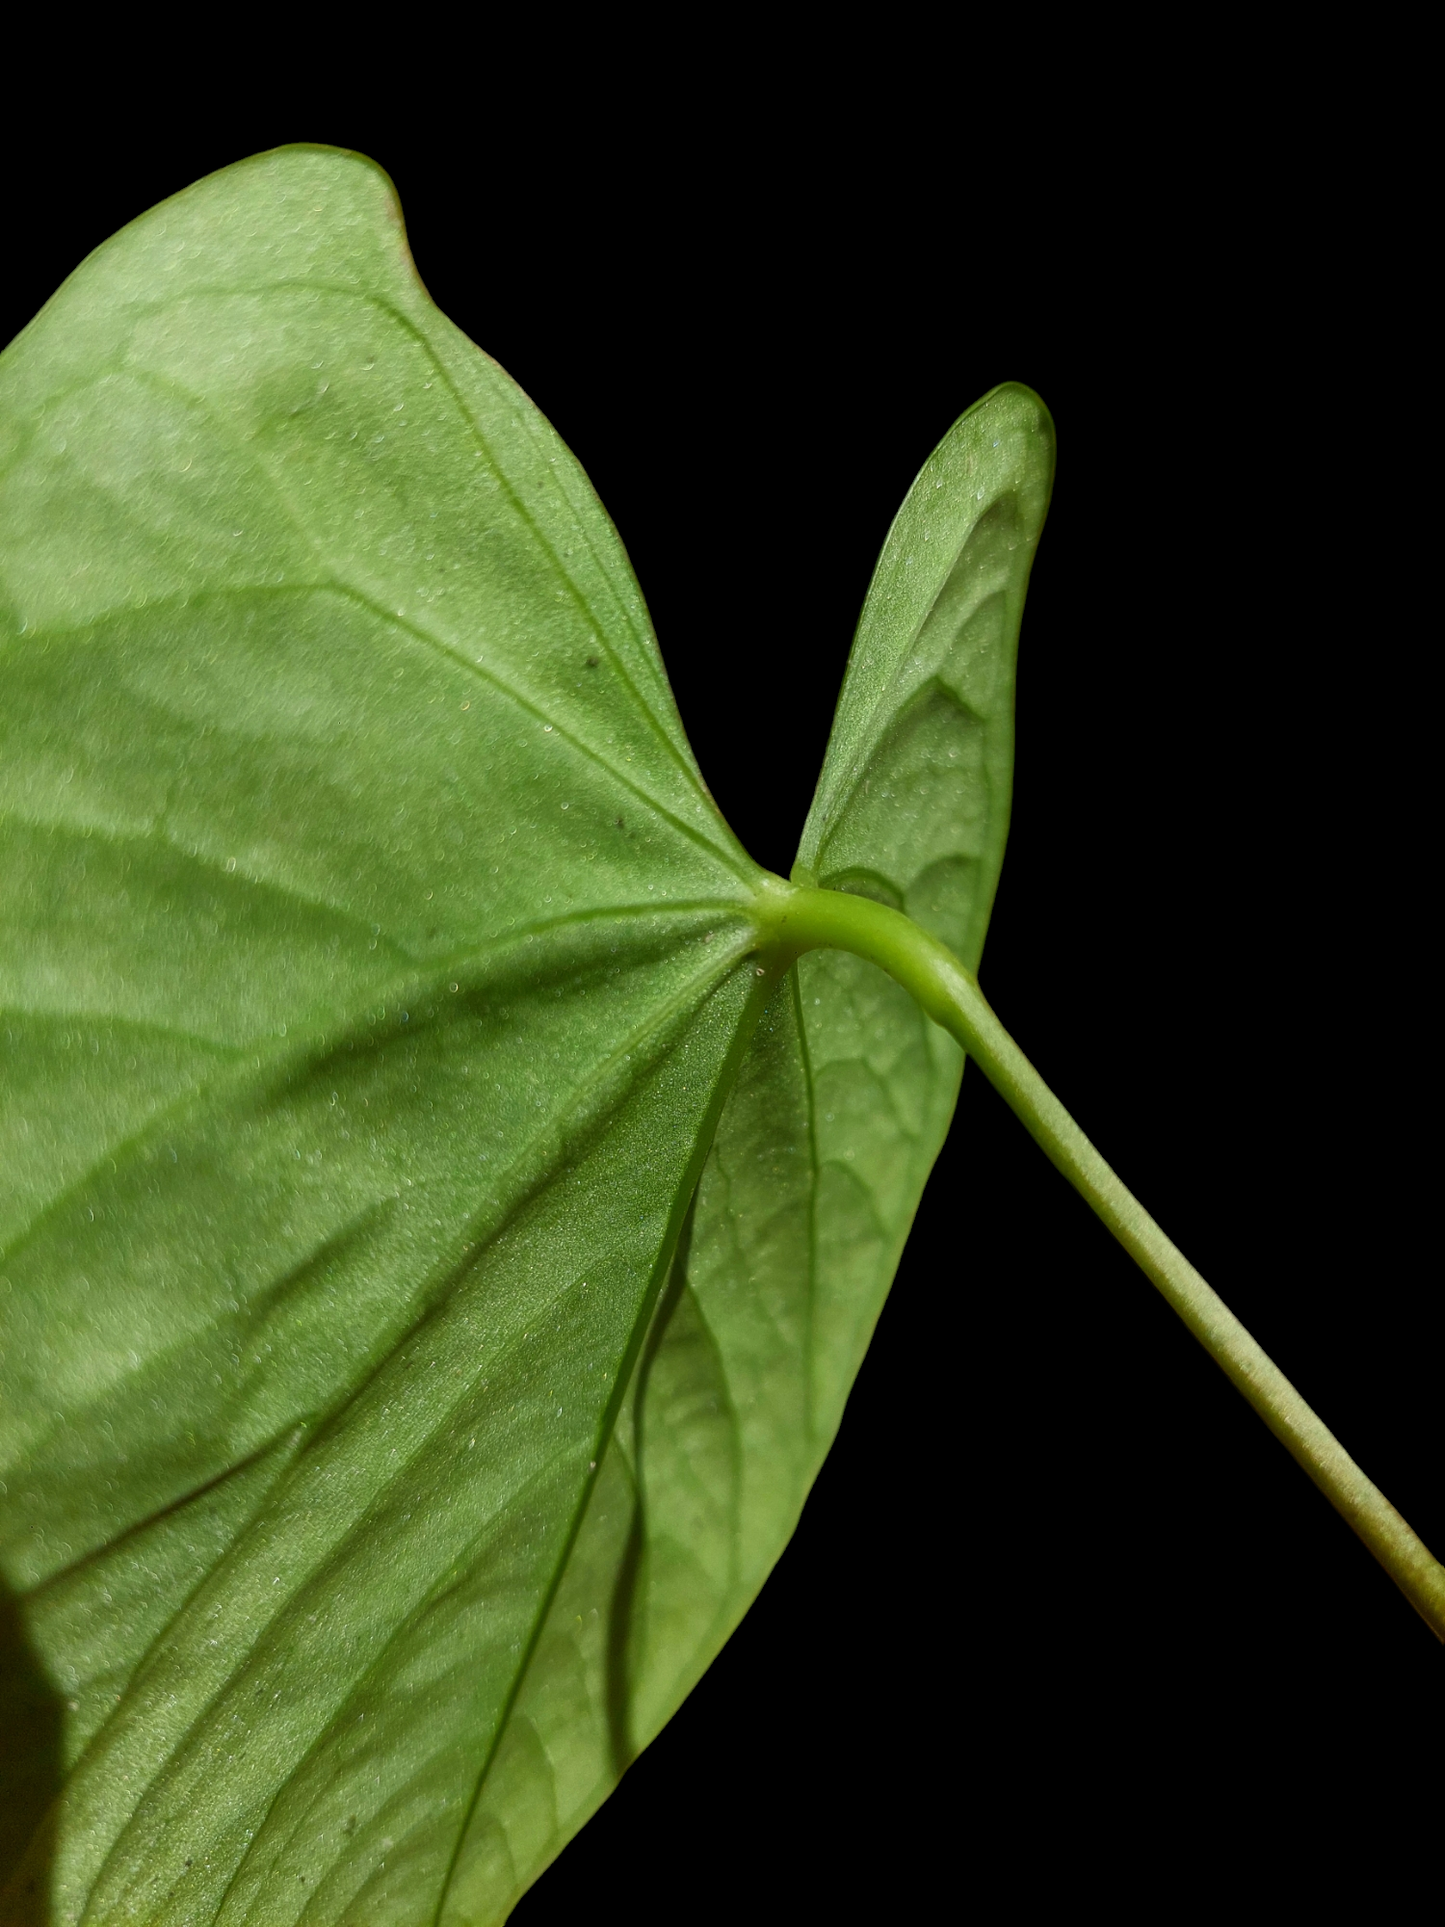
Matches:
[[585, 656, 599, 668], [0, 1581, 61, 1905]]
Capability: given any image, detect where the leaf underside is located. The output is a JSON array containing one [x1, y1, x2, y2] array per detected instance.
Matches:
[[0, 147, 1053, 1923]]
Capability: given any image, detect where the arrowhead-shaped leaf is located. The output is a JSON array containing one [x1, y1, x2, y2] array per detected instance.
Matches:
[[0, 148, 1051, 1922]]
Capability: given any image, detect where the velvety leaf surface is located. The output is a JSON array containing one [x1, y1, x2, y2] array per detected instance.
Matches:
[[0, 149, 1053, 1924], [441, 391, 1054, 1915]]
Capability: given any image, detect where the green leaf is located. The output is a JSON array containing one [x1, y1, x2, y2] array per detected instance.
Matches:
[[0, 146, 1051, 1923]]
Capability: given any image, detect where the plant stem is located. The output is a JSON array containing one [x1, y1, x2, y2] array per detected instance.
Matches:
[[755, 878, 1445, 1639]]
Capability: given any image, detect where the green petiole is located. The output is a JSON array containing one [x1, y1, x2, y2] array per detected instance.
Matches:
[[754, 876, 1445, 1639]]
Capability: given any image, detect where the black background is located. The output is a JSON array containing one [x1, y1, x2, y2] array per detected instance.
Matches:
[[3, 101, 1435, 1917]]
